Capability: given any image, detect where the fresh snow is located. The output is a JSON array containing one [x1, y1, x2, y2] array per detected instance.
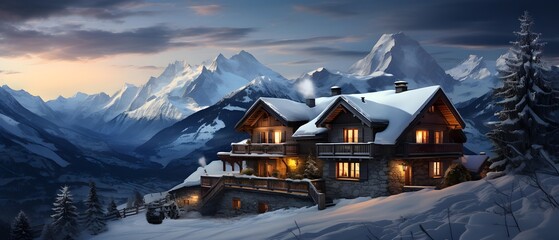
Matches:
[[222, 104, 246, 111], [90, 174, 559, 240], [23, 143, 69, 167], [169, 160, 236, 191]]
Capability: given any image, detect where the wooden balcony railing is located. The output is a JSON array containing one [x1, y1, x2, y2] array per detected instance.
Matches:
[[231, 143, 298, 155], [200, 175, 326, 209], [396, 143, 463, 156], [316, 143, 377, 157]]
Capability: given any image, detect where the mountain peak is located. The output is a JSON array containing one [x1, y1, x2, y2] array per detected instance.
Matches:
[[348, 32, 455, 89], [446, 55, 490, 81]]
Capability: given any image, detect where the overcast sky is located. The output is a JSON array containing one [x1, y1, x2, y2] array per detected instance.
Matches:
[[0, 0, 556, 100]]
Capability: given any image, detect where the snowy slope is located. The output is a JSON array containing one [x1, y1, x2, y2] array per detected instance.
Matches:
[[446, 55, 492, 81], [47, 91, 111, 126], [348, 32, 457, 91], [92, 173, 559, 240]]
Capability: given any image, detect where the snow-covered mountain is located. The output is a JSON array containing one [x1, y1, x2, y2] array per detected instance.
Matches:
[[348, 32, 457, 91], [1, 85, 60, 122], [446, 55, 492, 81], [136, 75, 299, 169], [47, 91, 111, 126], [446, 55, 500, 104]]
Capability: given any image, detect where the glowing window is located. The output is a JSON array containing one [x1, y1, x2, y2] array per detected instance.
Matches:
[[431, 161, 442, 178], [434, 131, 443, 144], [416, 130, 429, 144], [343, 128, 359, 143], [232, 198, 241, 210], [429, 106, 436, 113], [337, 162, 360, 179], [273, 131, 282, 143]]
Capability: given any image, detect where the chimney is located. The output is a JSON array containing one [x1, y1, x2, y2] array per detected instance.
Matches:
[[305, 98, 315, 108], [331, 86, 341, 96], [395, 81, 408, 93], [361, 97, 365, 103]]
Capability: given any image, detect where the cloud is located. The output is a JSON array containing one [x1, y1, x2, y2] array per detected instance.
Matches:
[[279, 59, 322, 66], [190, 5, 222, 16], [240, 36, 354, 47], [0, 70, 20, 75], [293, 2, 362, 17], [115, 65, 164, 70], [0, 0, 146, 22], [372, 0, 558, 53], [0, 24, 255, 60], [300, 47, 368, 57]]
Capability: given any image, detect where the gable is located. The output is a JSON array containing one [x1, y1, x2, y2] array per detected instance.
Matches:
[[235, 100, 289, 131], [395, 90, 466, 143], [316, 100, 373, 127]]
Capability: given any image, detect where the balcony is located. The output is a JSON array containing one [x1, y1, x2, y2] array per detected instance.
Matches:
[[316, 143, 378, 158], [231, 143, 298, 155], [396, 143, 463, 157]]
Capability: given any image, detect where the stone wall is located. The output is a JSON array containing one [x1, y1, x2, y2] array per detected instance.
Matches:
[[388, 159, 405, 194], [169, 186, 201, 210], [205, 189, 314, 217], [323, 158, 390, 199]]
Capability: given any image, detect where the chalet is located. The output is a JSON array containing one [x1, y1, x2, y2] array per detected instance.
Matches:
[[178, 82, 468, 216]]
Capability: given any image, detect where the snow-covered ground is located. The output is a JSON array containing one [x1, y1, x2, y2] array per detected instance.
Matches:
[[86, 173, 559, 240]]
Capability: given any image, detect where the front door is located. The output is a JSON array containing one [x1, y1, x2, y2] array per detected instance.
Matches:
[[404, 165, 412, 186]]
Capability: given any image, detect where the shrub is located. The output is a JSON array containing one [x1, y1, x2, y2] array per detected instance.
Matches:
[[441, 163, 472, 188], [241, 168, 254, 175], [146, 206, 165, 224]]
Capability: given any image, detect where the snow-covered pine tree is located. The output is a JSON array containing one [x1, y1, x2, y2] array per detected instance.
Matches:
[[84, 182, 106, 235], [40, 223, 56, 240], [51, 186, 79, 240], [487, 11, 559, 176], [133, 191, 144, 208], [303, 154, 321, 179], [106, 199, 121, 220], [10, 211, 33, 240]]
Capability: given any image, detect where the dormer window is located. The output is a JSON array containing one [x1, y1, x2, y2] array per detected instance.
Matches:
[[416, 130, 429, 144], [343, 128, 359, 143]]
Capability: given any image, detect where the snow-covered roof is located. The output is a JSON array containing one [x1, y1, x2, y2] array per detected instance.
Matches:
[[460, 155, 489, 173], [241, 85, 460, 144], [259, 98, 313, 122], [168, 160, 236, 192], [293, 86, 444, 144]]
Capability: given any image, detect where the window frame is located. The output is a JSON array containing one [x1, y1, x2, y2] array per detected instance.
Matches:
[[431, 161, 442, 178], [434, 131, 443, 144], [343, 128, 359, 143], [232, 197, 241, 210], [415, 130, 429, 144], [336, 161, 360, 180]]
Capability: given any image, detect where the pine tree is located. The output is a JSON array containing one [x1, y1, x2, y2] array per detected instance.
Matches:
[[133, 191, 144, 208], [106, 199, 121, 220], [84, 182, 106, 235], [40, 223, 56, 240], [303, 154, 321, 179], [51, 186, 79, 240], [10, 211, 33, 240], [488, 11, 559, 175]]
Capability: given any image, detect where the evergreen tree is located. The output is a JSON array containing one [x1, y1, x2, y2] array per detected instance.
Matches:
[[51, 186, 79, 240], [488, 11, 559, 175], [106, 199, 121, 220], [303, 154, 321, 179], [133, 191, 144, 208], [40, 223, 56, 240], [84, 182, 106, 235], [10, 211, 33, 240]]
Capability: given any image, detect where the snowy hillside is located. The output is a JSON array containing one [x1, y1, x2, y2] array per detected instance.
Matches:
[[91, 174, 559, 240], [1, 85, 60, 122], [348, 32, 456, 91], [446, 55, 492, 81]]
